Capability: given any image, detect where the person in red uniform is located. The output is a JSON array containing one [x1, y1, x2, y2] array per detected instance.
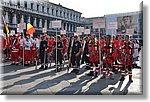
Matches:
[[111, 35, 120, 73], [10, 34, 20, 65], [120, 35, 134, 82], [87, 35, 99, 77], [0, 35, 7, 62], [61, 35, 68, 58], [101, 35, 114, 80], [31, 42, 38, 65]]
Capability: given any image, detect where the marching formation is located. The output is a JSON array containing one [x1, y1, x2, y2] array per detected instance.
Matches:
[[0, 33, 141, 82]]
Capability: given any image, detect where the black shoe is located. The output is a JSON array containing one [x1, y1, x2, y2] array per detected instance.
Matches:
[[100, 75, 106, 79], [56, 67, 60, 72], [85, 66, 90, 70], [94, 72, 98, 78], [39, 66, 44, 69], [129, 78, 133, 82], [71, 69, 79, 73], [59, 67, 63, 71], [120, 77, 125, 81], [109, 77, 114, 80], [15, 63, 19, 66], [87, 71, 94, 76], [45, 66, 48, 70], [11, 63, 15, 65], [114, 71, 118, 74]]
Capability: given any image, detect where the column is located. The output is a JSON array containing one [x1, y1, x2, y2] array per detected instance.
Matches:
[[20, 15, 24, 23], [44, 19, 47, 29], [28, 16, 30, 23], [33, 3, 37, 11], [39, 19, 42, 28], [33, 17, 37, 27], [27, 1, 31, 9], [49, 21, 52, 29], [65, 23, 67, 31], [5, 12, 9, 23], [75, 24, 77, 32], [68, 24, 71, 32], [72, 24, 74, 32], [13, 13, 17, 24]]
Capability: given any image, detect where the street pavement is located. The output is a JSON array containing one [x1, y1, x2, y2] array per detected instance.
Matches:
[[0, 50, 143, 95]]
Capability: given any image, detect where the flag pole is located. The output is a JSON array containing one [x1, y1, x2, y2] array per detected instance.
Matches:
[[99, 27, 101, 76], [55, 19, 58, 71]]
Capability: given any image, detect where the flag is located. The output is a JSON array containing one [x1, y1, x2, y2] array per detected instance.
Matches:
[[2, 15, 10, 47], [26, 22, 35, 34]]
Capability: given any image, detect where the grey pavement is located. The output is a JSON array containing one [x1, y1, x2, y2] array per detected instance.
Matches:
[[0, 49, 143, 95]]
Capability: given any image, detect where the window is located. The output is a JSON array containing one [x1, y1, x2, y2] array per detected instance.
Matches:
[[60, 11, 62, 17], [70, 14, 72, 19], [17, 0, 20, 6], [56, 10, 58, 16], [24, 1, 27, 8], [42, 6, 44, 13], [47, 8, 49, 14], [52, 9, 54, 15], [67, 13, 69, 19], [64, 12, 65, 18], [31, 3, 33, 9], [37, 5, 39, 11]]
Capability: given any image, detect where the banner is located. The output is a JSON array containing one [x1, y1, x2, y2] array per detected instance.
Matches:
[[10, 30, 15, 35], [77, 27, 84, 33], [60, 30, 66, 35], [107, 22, 118, 30], [51, 20, 61, 28], [19, 22, 26, 30], [42, 28, 47, 33], [84, 29, 90, 34], [126, 29, 134, 34], [17, 28, 23, 33], [93, 18, 105, 28]]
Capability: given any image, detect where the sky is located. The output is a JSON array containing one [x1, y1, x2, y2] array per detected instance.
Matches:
[[49, 0, 142, 18]]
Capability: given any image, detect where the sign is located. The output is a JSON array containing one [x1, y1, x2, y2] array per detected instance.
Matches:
[[77, 27, 84, 33], [107, 22, 118, 30], [126, 29, 134, 34], [42, 28, 47, 33], [74, 32, 82, 36], [17, 28, 23, 33], [0, 30, 3, 36], [60, 30, 66, 35], [93, 18, 105, 28], [11, 30, 15, 35], [51, 20, 61, 28], [84, 29, 90, 34], [19, 23, 26, 30]]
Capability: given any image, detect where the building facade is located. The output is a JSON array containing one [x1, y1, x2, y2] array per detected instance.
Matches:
[[82, 11, 143, 41], [1, 0, 82, 36]]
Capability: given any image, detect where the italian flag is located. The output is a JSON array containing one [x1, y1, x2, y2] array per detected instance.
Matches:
[[26, 22, 35, 34]]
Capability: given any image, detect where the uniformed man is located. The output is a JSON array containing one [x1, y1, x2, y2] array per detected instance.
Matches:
[[39, 35, 48, 69], [24, 35, 32, 66], [81, 36, 90, 65], [70, 35, 82, 74], [10, 34, 20, 65], [87, 35, 99, 77], [120, 35, 134, 82], [56, 35, 63, 71], [0, 34, 7, 62], [101, 35, 114, 80], [67, 36, 73, 68]]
